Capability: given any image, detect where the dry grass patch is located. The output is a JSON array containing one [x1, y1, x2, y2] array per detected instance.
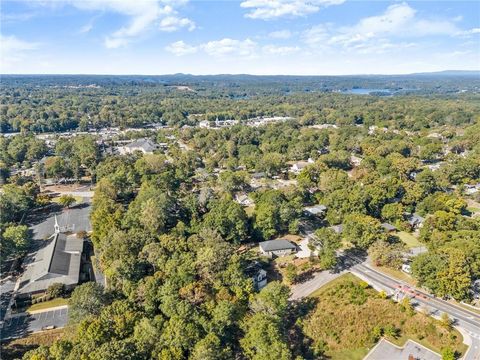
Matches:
[[302, 274, 465, 360]]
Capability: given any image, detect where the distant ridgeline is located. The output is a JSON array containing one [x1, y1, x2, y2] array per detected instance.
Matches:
[[0, 71, 479, 134]]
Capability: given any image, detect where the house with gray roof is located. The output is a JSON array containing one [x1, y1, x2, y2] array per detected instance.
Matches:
[[117, 138, 158, 155], [259, 239, 297, 258], [17, 217, 84, 298], [330, 224, 344, 234], [407, 213, 425, 230], [304, 204, 327, 217], [381, 223, 397, 232]]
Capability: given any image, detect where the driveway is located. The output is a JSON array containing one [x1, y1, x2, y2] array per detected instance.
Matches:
[[296, 238, 317, 259], [290, 269, 346, 300]]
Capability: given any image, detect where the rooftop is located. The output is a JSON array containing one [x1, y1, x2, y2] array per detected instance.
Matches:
[[304, 205, 327, 215], [259, 239, 297, 252], [18, 232, 84, 295]]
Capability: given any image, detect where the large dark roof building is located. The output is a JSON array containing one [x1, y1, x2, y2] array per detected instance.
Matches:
[[17, 217, 84, 297]]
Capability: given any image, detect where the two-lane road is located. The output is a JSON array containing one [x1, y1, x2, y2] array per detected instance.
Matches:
[[349, 259, 480, 360]]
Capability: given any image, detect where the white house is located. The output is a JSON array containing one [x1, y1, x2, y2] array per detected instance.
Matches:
[[235, 193, 254, 207], [304, 204, 327, 217], [245, 262, 267, 290], [290, 159, 314, 174], [117, 138, 158, 155]]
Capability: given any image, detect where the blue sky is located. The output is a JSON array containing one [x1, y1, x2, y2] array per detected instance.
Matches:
[[1, 0, 479, 75]]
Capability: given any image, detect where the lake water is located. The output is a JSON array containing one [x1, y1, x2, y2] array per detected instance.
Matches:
[[341, 88, 393, 95]]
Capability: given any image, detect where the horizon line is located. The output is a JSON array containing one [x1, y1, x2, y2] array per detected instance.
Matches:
[[1, 70, 480, 77]]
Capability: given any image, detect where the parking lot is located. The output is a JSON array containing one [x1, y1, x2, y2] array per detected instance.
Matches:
[[364, 339, 441, 360], [1, 307, 69, 340], [29, 199, 91, 242], [0, 280, 16, 323]]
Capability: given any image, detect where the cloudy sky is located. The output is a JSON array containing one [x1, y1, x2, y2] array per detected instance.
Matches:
[[1, 0, 479, 75]]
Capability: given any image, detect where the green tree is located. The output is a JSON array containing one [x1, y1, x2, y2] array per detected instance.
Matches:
[[203, 198, 249, 243], [284, 264, 297, 285], [441, 347, 456, 360], [440, 312, 452, 331], [250, 281, 290, 318], [240, 313, 292, 360], [343, 213, 386, 249], [69, 282, 108, 324], [58, 194, 76, 208], [1, 224, 29, 260], [368, 240, 405, 269], [46, 283, 66, 298]]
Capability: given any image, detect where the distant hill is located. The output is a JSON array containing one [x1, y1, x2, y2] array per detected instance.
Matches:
[[409, 70, 480, 77]]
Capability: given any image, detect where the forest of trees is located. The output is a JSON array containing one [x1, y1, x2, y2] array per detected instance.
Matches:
[[1, 74, 479, 133], [1, 76, 479, 359]]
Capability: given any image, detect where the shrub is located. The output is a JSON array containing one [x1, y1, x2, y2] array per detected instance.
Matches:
[[47, 283, 66, 298]]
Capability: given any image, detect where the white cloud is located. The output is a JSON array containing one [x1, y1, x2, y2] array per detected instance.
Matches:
[[30, 0, 195, 48], [165, 40, 198, 56], [240, 0, 345, 20], [203, 38, 257, 58], [303, 3, 462, 54], [0, 34, 40, 70], [166, 38, 300, 58], [159, 16, 196, 32], [456, 28, 480, 37], [302, 24, 330, 45], [262, 44, 299, 55], [268, 30, 292, 39], [79, 23, 94, 34], [332, 3, 459, 44]]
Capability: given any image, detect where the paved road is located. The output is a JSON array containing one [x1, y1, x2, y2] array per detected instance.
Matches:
[[348, 259, 480, 360], [289, 250, 480, 360], [1, 307, 69, 340], [290, 269, 345, 300]]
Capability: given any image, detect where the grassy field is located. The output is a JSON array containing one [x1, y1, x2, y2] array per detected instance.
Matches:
[[27, 298, 68, 313], [397, 231, 423, 248], [302, 273, 466, 360]]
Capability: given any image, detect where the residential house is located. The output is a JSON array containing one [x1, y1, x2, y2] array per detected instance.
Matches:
[[407, 213, 425, 230], [350, 155, 363, 167], [117, 138, 158, 155], [465, 183, 480, 195], [381, 223, 397, 232], [259, 239, 297, 258], [245, 261, 267, 290], [290, 159, 314, 174], [235, 193, 254, 207], [303, 204, 327, 217], [330, 224, 344, 234]]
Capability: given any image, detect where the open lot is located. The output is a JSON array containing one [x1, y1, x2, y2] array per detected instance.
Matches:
[[301, 273, 466, 360]]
